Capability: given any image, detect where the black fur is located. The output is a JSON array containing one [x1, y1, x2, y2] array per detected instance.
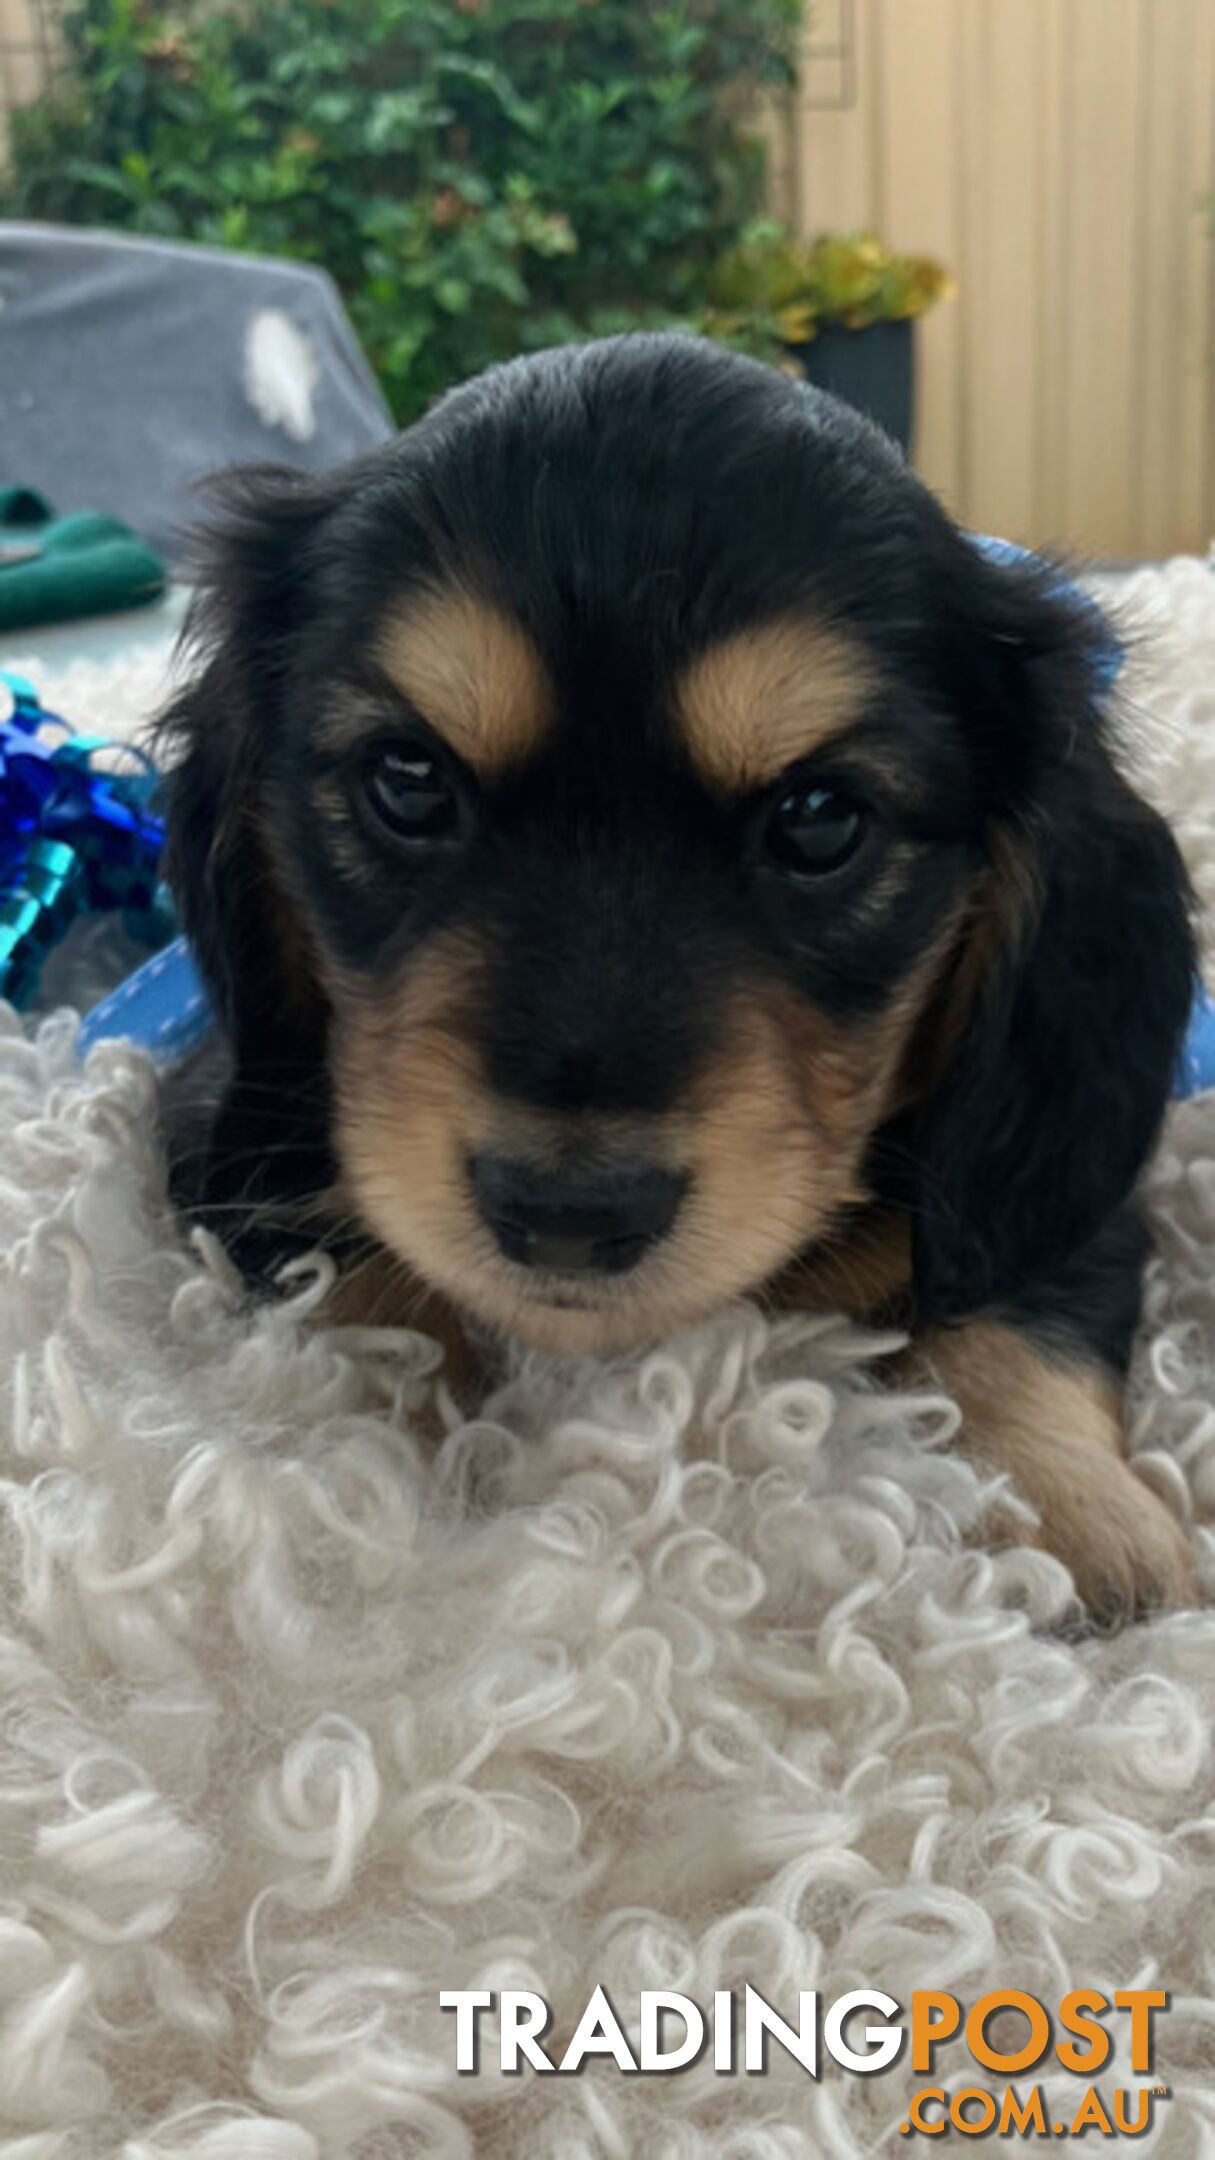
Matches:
[[1004, 1205, 1154, 1377], [158, 333, 1195, 1343], [909, 733, 1194, 1321]]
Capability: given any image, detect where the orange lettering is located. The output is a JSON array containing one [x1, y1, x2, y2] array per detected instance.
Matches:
[[1000, 2085, 1047, 2135], [907, 2088, 947, 2134], [1114, 2087, 1151, 2134], [1057, 1990, 1111, 2073], [951, 2087, 997, 2134], [1070, 2086, 1114, 2134], [965, 1990, 1050, 2075], [1114, 1991, 1166, 2075], [911, 1993, 960, 2074]]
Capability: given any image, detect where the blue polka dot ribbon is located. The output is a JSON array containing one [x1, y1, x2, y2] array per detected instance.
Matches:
[[1175, 983, 1215, 1099], [76, 932, 209, 1060]]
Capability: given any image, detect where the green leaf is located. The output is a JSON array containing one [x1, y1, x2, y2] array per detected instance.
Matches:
[[365, 89, 435, 151], [435, 53, 543, 134], [435, 275, 472, 313], [59, 156, 137, 198]]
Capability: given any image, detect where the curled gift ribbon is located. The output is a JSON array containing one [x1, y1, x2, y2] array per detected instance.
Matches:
[[0, 669, 170, 1010]]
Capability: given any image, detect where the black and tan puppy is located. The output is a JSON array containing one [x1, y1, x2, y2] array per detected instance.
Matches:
[[159, 333, 1197, 1617]]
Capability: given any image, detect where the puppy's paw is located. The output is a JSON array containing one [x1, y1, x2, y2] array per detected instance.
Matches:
[[985, 1460, 1196, 1626], [915, 1319, 1198, 1628]]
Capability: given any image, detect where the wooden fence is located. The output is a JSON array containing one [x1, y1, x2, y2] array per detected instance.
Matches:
[[782, 0, 1215, 559]]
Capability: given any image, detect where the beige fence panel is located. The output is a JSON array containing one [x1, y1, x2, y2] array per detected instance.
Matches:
[[789, 0, 1215, 560], [0, 0, 55, 162]]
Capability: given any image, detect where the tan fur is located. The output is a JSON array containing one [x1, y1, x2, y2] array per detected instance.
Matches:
[[326, 921, 935, 1356], [748, 871, 1020, 1326], [320, 1247, 486, 1414], [313, 688, 389, 760], [674, 616, 877, 792], [909, 1321, 1194, 1615], [773, 1206, 912, 1322], [375, 585, 554, 776], [887, 837, 1040, 1111], [305, 776, 385, 885]]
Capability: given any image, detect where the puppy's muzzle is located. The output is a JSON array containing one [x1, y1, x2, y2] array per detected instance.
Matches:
[[472, 1156, 687, 1275]]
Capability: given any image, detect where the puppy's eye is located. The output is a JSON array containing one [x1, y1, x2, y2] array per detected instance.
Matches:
[[766, 785, 868, 875], [363, 745, 458, 842]]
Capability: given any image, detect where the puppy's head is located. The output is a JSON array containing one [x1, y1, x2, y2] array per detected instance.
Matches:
[[161, 335, 1194, 1351]]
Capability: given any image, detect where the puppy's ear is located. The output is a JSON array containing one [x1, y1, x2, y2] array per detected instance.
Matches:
[[910, 551, 1195, 1321], [156, 469, 341, 1246]]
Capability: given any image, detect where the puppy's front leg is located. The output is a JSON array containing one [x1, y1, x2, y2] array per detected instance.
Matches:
[[909, 1320, 1195, 1620]]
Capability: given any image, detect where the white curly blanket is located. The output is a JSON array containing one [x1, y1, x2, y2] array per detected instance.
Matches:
[[3, 561, 1215, 2158]]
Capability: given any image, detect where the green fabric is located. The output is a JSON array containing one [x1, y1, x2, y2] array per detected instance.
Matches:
[[0, 488, 53, 527], [0, 499, 165, 630]]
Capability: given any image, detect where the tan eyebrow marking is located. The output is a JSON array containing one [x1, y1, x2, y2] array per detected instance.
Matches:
[[373, 584, 554, 776], [675, 615, 878, 792]]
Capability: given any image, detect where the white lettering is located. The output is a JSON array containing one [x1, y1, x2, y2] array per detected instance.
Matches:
[[559, 1984, 639, 2072], [744, 1986, 818, 2075], [823, 1990, 903, 2073], [714, 1988, 734, 2071], [439, 1989, 492, 2072], [639, 1992, 704, 2071], [500, 1990, 556, 2072]]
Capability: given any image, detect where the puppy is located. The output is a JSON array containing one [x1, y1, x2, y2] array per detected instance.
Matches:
[[159, 333, 1197, 1618]]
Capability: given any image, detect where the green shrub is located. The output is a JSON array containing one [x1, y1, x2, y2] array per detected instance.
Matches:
[[4, 0, 801, 419], [704, 220, 954, 358]]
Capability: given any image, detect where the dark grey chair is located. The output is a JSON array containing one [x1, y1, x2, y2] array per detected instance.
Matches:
[[0, 221, 395, 561]]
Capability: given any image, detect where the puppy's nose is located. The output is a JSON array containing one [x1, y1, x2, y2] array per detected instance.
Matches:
[[472, 1156, 686, 1275]]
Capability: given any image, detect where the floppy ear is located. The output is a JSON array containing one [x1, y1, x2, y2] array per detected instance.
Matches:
[[156, 469, 341, 1252], [910, 553, 1196, 1322]]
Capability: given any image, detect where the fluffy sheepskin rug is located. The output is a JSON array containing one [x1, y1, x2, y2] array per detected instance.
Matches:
[[4, 561, 1215, 2158]]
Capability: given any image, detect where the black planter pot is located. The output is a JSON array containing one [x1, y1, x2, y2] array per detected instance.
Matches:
[[787, 318, 914, 455]]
